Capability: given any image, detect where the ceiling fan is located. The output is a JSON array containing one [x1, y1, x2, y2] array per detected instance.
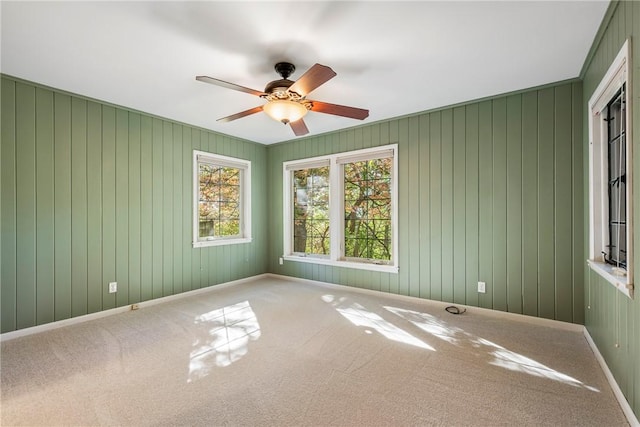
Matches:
[[196, 62, 369, 136]]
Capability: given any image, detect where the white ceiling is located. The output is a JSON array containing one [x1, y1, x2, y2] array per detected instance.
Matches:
[[1, 1, 609, 145]]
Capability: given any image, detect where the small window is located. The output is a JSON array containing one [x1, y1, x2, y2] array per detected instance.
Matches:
[[283, 145, 398, 273], [193, 150, 251, 248], [588, 39, 633, 299]]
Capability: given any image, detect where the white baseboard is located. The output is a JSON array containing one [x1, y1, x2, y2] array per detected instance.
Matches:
[[0, 273, 269, 342], [583, 328, 640, 427]]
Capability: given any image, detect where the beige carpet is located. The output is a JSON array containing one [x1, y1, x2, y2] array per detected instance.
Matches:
[[0, 276, 629, 426]]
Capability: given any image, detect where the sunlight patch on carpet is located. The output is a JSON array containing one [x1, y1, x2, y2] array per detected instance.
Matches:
[[323, 295, 434, 351], [476, 337, 600, 392], [188, 300, 261, 382], [384, 306, 461, 344]]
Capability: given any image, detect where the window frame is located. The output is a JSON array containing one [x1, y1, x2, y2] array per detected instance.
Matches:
[[193, 150, 251, 248], [588, 38, 634, 299], [282, 144, 399, 273]]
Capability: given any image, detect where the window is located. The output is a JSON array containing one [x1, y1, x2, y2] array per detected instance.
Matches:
[[193, 150, 251, 247], [283, 144, 398, 273], [588, 39, 633, 299], [293, 166, 330, 255]]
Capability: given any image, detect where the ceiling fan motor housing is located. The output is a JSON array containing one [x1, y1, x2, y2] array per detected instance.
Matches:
[[264, 79, 294, 96]]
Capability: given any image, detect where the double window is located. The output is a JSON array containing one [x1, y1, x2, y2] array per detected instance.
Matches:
[[588, 39, 633, 299], [283, 144, 398, 273], [193, 150, 251, 247]]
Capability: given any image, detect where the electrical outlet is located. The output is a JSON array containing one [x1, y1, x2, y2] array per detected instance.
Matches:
[[109, 282, 117, 293], [478, 281, 486, 293], [131, 303, 139, 310], [279, 257, 284, 265]]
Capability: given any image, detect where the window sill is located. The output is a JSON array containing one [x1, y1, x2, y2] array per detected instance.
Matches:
[[193, 237, 252, 248], [587, 259, 634, 299], [283, 255, 399, 274]]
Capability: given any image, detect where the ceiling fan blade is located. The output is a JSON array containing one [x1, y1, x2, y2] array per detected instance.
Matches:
[[196, 76, 265, 97], [309, 101, 369, 120], [217, 106, 264, 123], [288, 64, 337, 97], [290, 118, 309, 136]]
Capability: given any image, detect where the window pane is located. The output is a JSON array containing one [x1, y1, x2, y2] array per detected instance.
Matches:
[[606, 85, 626, 268], [199, 164, 241, 239], [292, 167, 330, 254], [344, 158, 392, 261]]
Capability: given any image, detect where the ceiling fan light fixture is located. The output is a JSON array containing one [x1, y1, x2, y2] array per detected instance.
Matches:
[[263, 100, 308, 124]]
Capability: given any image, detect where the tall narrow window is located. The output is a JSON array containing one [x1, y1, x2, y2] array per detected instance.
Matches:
[[193, 150, 251, 247], [588, 39, 633, 299], [292, 166, 330, 256], [605, 86, 626, 269]]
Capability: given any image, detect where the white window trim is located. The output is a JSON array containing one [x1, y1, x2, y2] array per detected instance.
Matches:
[[588, 38, 633, 299], [282, 144, 399, 274], [193, 150, 252, 248]]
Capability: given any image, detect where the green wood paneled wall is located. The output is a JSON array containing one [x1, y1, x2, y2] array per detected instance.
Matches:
[[267, 80, 584, 325], [0, 76, 268, 333], [581, 0, 640, 418]]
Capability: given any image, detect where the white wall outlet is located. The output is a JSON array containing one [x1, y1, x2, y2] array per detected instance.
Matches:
[[478, 281, 486, 293], [109, 282, 117, 293], [279, 257, 284, 265]]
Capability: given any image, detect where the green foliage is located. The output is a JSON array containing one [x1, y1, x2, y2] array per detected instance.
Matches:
[[293, 167, 330, 254], [344, 158, 392, 261], [198, 164, 241, 238], [291, 159, 393, 261]]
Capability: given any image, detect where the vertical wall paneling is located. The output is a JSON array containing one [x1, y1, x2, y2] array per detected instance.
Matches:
[[36, 88, 56, 324], [15, 82, 37, 329], [387, 121, 399, 294], [537, 88, 555, 319], [162, 121, 173, 296], [55, 94, 74, 320], [70, 98, 88, 318], [465, 104, 480, 307], [429, 112, 442, 300], [128, 112, 141, 304], [418, 114, 431, 299], [453, 107, 466, 304], [554, 84, 573, 322], [152, 118, 164, 298], [173, 124, 183, 295], [522, 92, 539, 317], [441, 110, 454, 303], [102, 106, 117, 310], [506, 94, 523, 314], [478, 101, 493, 309], [492, 98, 508, 312], [86, 101, 102, 314], [398, 118, 410, 296], [115, 109, 129, 307], [571, 82, 584, 325], [1, 79, 17, 332], [407, 116, 420, 298], [182, 126, 193, 292], [140, 115, 153, 301]]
